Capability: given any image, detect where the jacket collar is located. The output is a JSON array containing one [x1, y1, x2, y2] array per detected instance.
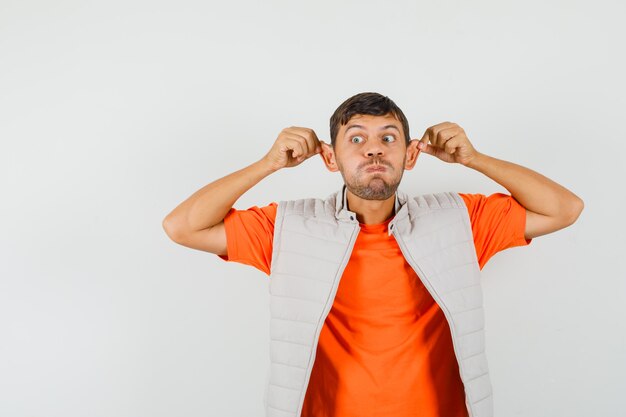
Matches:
[[333, 184, 409, 235]]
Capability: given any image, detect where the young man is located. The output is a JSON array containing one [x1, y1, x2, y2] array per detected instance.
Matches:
[[162, 92, 584, 417]]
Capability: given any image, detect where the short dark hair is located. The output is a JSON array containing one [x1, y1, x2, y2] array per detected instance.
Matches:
[[329, 92, 410, 148]]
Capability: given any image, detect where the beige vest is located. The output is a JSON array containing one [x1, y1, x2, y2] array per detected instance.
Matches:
[[264, 184, 493, 417]]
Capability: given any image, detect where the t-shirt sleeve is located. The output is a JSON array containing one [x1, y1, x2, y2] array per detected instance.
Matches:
[[216, 202, 278, 276], [458, 192, 532, 269]]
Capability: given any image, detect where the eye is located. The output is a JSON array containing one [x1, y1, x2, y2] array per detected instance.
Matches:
[[350, 136, 364, 143], [383, 135, 396, 142]]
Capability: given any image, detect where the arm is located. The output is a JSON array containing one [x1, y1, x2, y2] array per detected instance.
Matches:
[[162, 159, 276, 241], [466, 152, 584, 239], [415, 122, 584, 240], [162, 126, 323, 253]]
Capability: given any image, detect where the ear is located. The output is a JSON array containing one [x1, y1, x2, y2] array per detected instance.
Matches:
[[404, 139, 421, 170], [319, 140, 340, 172]]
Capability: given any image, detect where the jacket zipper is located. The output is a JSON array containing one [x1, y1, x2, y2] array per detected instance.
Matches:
[[295, 222, 361, 417], [390, 227, 476, 417]]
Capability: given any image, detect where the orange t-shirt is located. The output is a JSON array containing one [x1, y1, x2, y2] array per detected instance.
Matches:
[[217, 192, 532, 417]]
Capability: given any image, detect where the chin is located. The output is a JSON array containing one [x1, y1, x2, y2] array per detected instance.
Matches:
[[346, 180, 400, 201]]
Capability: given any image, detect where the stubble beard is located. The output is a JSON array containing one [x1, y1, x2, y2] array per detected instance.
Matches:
[[338, 163, 404, 201]]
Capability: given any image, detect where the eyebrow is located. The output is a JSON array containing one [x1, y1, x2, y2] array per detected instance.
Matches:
[[344, 124, 401, 134]]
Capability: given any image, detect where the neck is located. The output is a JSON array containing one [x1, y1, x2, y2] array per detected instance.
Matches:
[[346, 188, 396, 225]]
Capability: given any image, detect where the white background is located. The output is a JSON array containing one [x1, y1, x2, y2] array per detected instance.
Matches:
[[1, 1, 625, 416]]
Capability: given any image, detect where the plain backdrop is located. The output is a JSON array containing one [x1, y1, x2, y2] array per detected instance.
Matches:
[[1, 0, 625, 416]]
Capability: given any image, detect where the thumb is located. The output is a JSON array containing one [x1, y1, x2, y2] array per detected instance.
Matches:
[[417, 141, 433, 154]]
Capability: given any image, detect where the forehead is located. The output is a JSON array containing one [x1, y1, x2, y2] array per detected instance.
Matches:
[[340, 113, 402, 133]]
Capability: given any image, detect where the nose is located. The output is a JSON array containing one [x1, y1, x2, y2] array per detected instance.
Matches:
[[364, 141, 384, 158]]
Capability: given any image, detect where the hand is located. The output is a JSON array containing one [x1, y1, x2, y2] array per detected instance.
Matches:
[[416, 122, 479, 166], [261, 126, 323, 171]]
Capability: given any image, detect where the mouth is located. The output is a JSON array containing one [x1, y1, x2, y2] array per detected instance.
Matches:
[[365, 166, 387, 172]]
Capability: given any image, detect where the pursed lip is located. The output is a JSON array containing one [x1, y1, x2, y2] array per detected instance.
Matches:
[[365, 165, 387, 172]]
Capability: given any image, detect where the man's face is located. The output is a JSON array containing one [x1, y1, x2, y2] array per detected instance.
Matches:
[[320, 113, 420, 201]]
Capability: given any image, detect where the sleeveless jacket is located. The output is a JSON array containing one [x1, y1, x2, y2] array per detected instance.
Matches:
[[264, 184, 493, 417]]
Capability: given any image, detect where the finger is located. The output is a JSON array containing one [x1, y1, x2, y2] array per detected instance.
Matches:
[[430, 126, 452, 148], [302, 130, 321, 155], [417, 129, 431, 151], [316, 140, 327, 154], [423, 123, 453, 148], [294, 134, 312, 156], [285, 127, 317, 155], [282, 128, 309, 155], [419, 142, 436, 155], [283, 136, 307, 158], [444, 135, 462, 154], [309, 135, 322, 154], [314, 138, 322, 153], [430, 127, 442, 148], [304, 135, 322, 155]]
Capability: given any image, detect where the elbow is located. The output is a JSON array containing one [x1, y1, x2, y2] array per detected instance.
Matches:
[[564, 196, 584, 225], [162, 216, 185, 242]]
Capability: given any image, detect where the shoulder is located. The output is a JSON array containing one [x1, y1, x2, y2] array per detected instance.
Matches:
[[276, 195, 336, 219], [223, 202, 279, 227], [410, 191, 466, 210], [457, 192, 519, 213]]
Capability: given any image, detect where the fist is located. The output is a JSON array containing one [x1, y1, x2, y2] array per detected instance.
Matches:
[[262, 126, 323, 171], [416, 122, 479, 166]]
